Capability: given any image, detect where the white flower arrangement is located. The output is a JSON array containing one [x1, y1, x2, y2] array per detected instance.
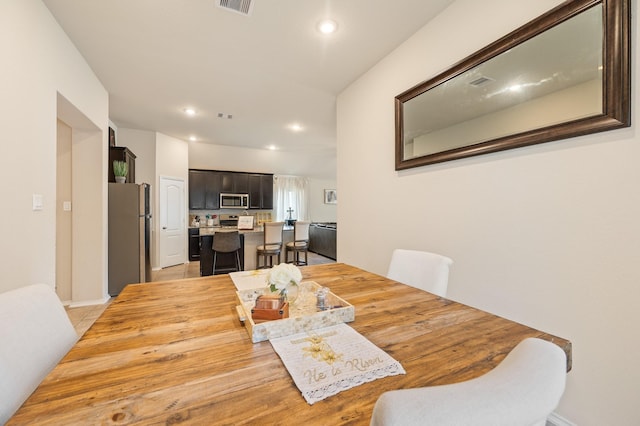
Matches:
[[267, 263, 302, 293]]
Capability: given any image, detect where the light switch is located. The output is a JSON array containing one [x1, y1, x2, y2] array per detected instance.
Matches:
[[63, 201, 72, 211], [32, 194, 43, 211]]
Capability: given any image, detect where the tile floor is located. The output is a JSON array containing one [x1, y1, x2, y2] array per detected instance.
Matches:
[[66, 253, 335, 336]]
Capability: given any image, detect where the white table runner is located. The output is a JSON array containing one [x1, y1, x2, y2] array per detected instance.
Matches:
[[270, 323, 405, 404]]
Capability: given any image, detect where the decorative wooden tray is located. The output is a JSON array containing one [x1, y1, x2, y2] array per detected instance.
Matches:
[[235, 281, 355, 343]]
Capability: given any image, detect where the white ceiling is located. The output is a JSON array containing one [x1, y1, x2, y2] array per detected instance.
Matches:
[[43, 0, 456, 160]]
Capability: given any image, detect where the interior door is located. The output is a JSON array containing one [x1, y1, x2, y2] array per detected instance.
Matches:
[[159, 176, 185, 268]]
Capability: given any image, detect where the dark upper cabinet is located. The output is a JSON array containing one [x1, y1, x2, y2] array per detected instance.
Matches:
[[205, 172, 221, 210], [260, 174, 273, 209], [234, 173, 249, 193], [189, 170, 207, 209], [189, 170, 221, 210], [249, 174, 273, 209], [109, 147, 136, 183], [221, 172, 249, 193], [190, 169, 271, 210], [221, 172, 234, 193], [248, 174, 262, 209]]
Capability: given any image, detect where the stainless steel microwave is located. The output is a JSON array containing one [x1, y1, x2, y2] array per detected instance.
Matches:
[[220, 193, 249, 209]]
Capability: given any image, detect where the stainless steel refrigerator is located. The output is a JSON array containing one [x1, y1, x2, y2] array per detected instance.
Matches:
[[108, 183, 152, 296]]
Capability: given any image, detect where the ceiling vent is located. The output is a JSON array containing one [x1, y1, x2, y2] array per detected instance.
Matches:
[[469, 76, 494, 87], [217, 0, 254, 16]]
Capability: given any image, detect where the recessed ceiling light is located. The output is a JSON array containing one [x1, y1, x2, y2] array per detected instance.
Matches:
[[183, 108, 196, 116], [189, 136, 197, 141], [267, 145, 277, 151], [288, 123, 304, 132], [317, 19, 338, 35]]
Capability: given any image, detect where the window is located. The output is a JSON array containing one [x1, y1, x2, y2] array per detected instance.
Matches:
[[273, 176, 309, 222]]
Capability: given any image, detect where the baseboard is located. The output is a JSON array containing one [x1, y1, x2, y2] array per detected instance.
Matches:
[[67, 295, 111, 308], [547, 412, 576, 426]]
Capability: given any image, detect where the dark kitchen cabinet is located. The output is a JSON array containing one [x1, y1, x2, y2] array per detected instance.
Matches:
[[248, 174, 273, 209], [309, 223, 337, 260], [189, 169, 272, 210], [235, 173, 249, 193], [189, 228, 200, 261], [221, 172, 248, 193], [189, 171, 206, 209], [189, 170, 221, 210], [260, 174, 273, 209], [205, 172, 222, 209], [248, 174, 262, 209], [109, 147, 136, 183], [221, 172, 234, 192]]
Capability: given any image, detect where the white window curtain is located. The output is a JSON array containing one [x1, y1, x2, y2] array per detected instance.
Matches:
[[273, 175, 309, 222]]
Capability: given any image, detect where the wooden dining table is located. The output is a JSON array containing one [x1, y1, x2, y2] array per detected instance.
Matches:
[[10, 263, 571, 425]]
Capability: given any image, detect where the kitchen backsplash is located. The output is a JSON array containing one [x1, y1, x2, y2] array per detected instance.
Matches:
[[190, 210, 273, 227]]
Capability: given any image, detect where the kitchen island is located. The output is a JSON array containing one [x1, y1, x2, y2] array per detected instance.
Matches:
[[196, 225, 294, 274]]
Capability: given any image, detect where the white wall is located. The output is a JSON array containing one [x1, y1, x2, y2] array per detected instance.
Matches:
[[337, 0, 639, 424], [0, 0, 108, 302], [188, 141, 336, 179], [308, 179, 337, 223], [117, 128, 157, 186]]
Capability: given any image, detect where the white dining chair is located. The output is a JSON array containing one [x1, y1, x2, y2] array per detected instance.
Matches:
[[386, 249, 453, 297], [0, 284, 78, 424], [370, 337, 567, 426]]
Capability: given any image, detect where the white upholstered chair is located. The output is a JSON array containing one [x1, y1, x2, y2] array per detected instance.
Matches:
[[386, 249, 453, 297], [370, 338, 567, 426], [0, 284, 78, 423]]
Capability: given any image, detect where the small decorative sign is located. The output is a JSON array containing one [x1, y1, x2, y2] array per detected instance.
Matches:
[[238, 215, 254, 230]]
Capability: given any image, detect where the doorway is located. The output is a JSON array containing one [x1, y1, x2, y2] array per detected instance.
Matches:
[[56, 93, 107, 304], [56, 119, 72, 302], [159, 176, 186, 268]]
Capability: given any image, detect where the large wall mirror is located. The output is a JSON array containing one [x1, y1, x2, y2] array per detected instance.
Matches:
[[395, 0, 630, 170]]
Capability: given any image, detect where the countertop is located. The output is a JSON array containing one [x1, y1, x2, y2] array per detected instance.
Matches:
[[191, 225, 293, 236]]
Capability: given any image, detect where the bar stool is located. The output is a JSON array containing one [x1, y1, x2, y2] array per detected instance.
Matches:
[[256, 222, 284, 269], [212, 231, 241, 274], [285, 221, 310, 266]]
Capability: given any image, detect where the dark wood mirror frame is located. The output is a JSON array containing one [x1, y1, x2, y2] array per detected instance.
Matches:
[[395, 0, 630, 170]]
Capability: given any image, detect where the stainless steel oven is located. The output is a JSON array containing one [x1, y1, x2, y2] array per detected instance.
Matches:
[[220, 193, 249, 209]]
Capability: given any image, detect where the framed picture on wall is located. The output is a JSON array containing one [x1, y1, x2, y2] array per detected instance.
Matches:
[[324, 189, 337, 204], [109, 127, 116, 147]]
